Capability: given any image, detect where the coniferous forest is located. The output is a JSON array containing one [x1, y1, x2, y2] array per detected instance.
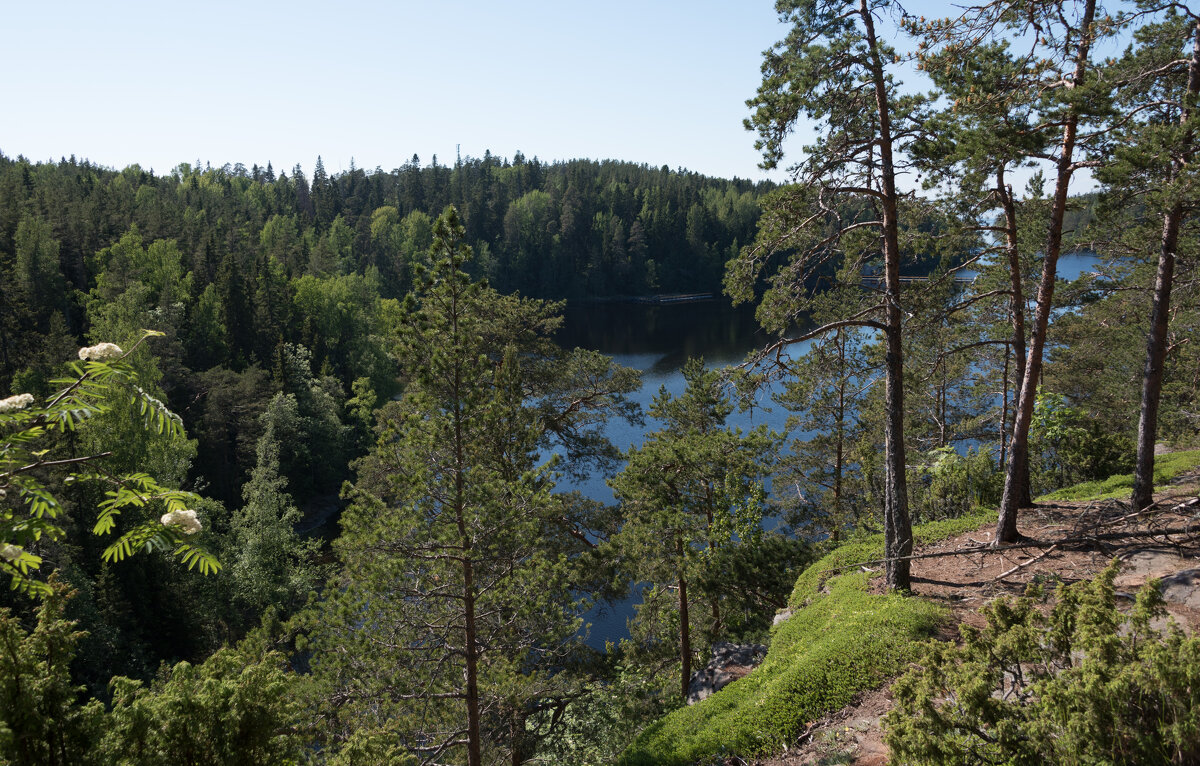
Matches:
[[2, 1, 1200, 764]]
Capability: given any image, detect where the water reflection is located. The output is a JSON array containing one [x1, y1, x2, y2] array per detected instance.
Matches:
[[555, 300, 800, 647], [557, 299, 789, 368]]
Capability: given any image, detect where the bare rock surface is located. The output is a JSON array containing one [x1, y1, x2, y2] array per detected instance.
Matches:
[[687, 642, 767, 704]]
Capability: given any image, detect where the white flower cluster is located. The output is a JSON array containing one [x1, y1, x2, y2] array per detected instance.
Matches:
[[160, 509, 203, 535], [78, 342, 124, 361], [0, 393, 34, 413], [0, 544, 22, 562]]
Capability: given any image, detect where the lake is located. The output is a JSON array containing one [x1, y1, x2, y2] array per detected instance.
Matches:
[[555, 251, 1103, 647], [553, 300, 801, 505], [554, 299, 803, 647]]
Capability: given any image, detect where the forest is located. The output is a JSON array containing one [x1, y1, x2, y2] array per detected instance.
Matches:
[[1, 0, 1199, 764]]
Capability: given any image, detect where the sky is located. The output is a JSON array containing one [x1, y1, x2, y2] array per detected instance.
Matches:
[[1, 0, 810, 182]]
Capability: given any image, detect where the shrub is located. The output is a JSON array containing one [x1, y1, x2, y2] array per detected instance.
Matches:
[[909, 446, 1003, 523], [102, 620, 306, 766], [1029, 392, 1134, 495], [885, 562, 1200, 765]]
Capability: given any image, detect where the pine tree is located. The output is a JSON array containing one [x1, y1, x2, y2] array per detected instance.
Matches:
[[1097, 7, 1200, 511], [610, 358, 777, 700], [733, 0, 925, 589], [309, 207, 637, 765]]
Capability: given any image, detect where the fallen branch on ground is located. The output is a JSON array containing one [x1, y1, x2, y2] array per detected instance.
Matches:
[[993, 543, 1061, 582], [819, 524, 1198, 575]]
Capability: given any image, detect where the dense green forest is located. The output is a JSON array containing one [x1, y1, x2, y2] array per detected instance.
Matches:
[[2, 0, 1200, 764]]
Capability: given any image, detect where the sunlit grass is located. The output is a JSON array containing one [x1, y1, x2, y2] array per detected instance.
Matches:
[[1038, 449, 1200, 503], [618, 511, 993, 765]]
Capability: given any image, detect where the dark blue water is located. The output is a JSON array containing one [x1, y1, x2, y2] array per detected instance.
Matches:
[[554, 300, 804, 647], [553, 300, 805, 505], [558, 252, 1103, 647]]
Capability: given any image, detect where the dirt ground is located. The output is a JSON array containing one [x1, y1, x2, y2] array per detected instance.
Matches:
[[739, 469, 1200, 766]]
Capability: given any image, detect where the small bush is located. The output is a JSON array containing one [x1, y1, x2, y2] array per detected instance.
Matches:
[[909, 446, 1003, 523], [1029, 392, 1135, 495], [885, 562, 1200, 765]]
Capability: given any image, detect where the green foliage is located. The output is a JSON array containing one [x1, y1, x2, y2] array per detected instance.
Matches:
[[909, 446, 1003, 523], [693, 534, 816, 641], [611, 359, 779, 590], [102, 623, 306, 766], [621, 573, 943, 765], [772, 325, 876, 540], [267, 345, 353, 499], [609, 358, 779, 695], [885, 561, 1200, 765], [1029, 392, 1135, 495], [0, 578, 106, 766], [226, 428, 318, 620], [1038, 448, 1200, 503], [0, 331, 218, 595], [288, 272, 395, 395], [619, 513, 991, 765], [310, 207, 637, 764], [530, 654, 681, 766]]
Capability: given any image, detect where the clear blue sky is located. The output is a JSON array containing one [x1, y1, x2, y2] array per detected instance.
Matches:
[[1, 0, 808, 181]]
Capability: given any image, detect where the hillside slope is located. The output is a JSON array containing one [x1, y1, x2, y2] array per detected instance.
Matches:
[[624, 451, 1200, 766]]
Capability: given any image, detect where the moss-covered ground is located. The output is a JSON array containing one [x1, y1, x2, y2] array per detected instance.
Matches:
[[1038, 449, 1200, 503], [618, 512, 992, 765]]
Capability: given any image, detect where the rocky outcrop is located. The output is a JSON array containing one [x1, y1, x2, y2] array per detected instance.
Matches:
[[686, 642, 767, 705], [1160, 568, 1200, 611]]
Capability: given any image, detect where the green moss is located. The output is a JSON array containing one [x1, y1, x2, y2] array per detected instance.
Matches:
[[1038, 449, 1200, 502], [619, 511, 993, 765]]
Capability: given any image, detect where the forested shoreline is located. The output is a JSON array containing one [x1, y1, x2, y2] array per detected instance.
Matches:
[[0, 150, 774, 506], [2, 0, 1200, 764]]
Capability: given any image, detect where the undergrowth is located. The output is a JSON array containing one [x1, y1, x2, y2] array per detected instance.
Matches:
[[618, 511, 992, 765], [885, 561, 1200, 764], [1038, 449, 1200, 502]]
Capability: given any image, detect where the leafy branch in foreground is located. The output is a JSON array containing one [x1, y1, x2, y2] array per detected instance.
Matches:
[[885, 560, 1200, 765], [0, 330, 219, 595]]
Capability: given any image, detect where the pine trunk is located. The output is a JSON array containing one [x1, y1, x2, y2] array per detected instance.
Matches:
[[1131, 211, 1178, 508], [863, 0, 912, 589], [453, 293, 483, 766], [997, 169, 1031, 505], [677, 534, 692, 702], [997, 0, 1096, 544], [1131, 20, 1200, 511]]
